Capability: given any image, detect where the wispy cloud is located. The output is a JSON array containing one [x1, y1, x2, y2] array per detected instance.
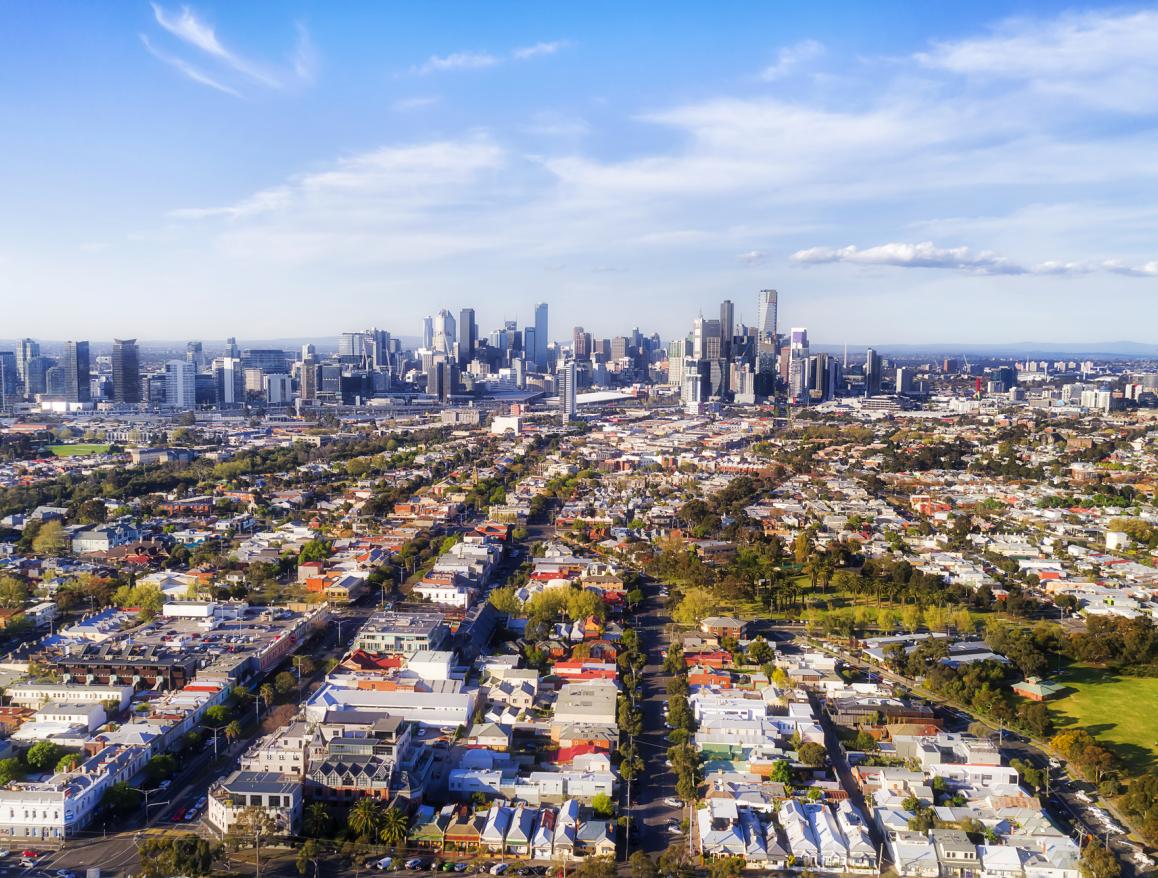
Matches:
[[737, 250, 768, 264], [760, 39, 823, 80], [792, 242, 1158, 278], [392, 95, 441, 112], [513, 40, 568, 60], [150, 3, 280, 87], [409, 40, 568, 75], [292, 21, 317, 83], [411, 51, 500, 75], [140, 34, 242, 97]]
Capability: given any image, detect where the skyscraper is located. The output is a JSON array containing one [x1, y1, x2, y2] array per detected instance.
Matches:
[[432, 309, 456, 356], [533, 302, 549, 371], [788, 328, 809, 402], [457, 308, 477, 366], [719, 299, 734, 359], [864, 348, 882, 397], [111, 339, 142, 404], [186, 341, 205, 371], [63, 341, 91, 403], [164, 359, 196, 409], [692, 318, 722, 360], [572, 326, 591, 360], [16, 339, 39, 387], [422, 315, 434, 350], [559, 358, 577, 421], [225, 337, 240, 359], [757, 290, 778, 349], [0, 352, 17, 409]]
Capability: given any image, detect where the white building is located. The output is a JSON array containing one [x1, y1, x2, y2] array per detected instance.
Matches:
[[206, 770, 302, 836]]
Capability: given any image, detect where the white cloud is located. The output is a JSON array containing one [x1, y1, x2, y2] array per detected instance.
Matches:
[[140, 34, 242, 97], [411, 51, 500, 75], [292, 22, 317, 83], [150, 3, 280, 87], [760, 39, 823, 80], [792, 242, 1158, 278], [916, 9, 1158, 112], [513, 40, 568, 60], [737, 250, 768, 264], [392, 96, 440, 112]]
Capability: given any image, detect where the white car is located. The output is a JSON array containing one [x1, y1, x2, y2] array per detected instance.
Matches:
[[663, 797, 683, 808], [491, 865, 510, 875], [667, 824, 683, 835], [375, 857, 395, 870]]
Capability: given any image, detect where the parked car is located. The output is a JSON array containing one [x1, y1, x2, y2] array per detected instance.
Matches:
[[375, 857, 395, 870], [491, 864, 510, 875], [404, 859, 425, 871], [663, 797, 683, 808], [453, 864, 469, 873]]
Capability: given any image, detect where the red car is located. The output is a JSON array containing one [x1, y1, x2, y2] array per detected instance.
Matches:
[[21, 850, 39, 859], [170, 809, 185, 822]]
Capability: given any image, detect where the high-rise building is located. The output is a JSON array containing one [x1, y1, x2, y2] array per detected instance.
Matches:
[[264, 373, 293, 404], [432, 309, 456, 356], [559, 358, 577, 421], [225, 337, 240, 359], [16, 339, 39, 387], [719, 299, 734, 360], [896, 366, 916, 395], [523, 327, 537, 370], [216, 357, 244, 406], [692, 318, 722, 360], [572, 326, 591, 360], [0, 352, 17, 408], [533, 302, 549, 371], [164, 360, 196, 409], [186, 341, 206, 371], [864, 348, 882, 397], [338, 332, 365, 359], [457, 308, 477, 367], [111, 339, 142, 404], [422, 315, 434, 350], [299, 356, 319, 401], [787, 328, 809, 402], [63, 341, 91, 403], [757, 290, 778, 350]]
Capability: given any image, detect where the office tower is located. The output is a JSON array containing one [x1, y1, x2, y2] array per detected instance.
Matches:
[[264, 374, 293, 404], [757, 289, 778, 346], [242, 349, 289, 374], [533, 302, 549, 371], [559, 358, 577, 421], [896, 366, 916, 395], [225, 337, 240, 359], [63, 341, 91, 403], [422, 315, 434, 350], [610, 336, 630, 362], [523, 327, 537, 369], [301, 343, 316, 360], [164, 360, 196, 409], [864, 348, 882, 397], [367, 328, 391, 372], [456, 308, 476, 366], [692, 318, 722, 360], [426, 357, 458, 401], [572, 327, 591, 360], [299, 356, 319, 401], [111, 339, 142, 404], [186, 341, 205, 371], [23, 356, 49, 398], [0, 352, 16, 408], [512, 357, 526, 389], [217, 357, 244, 406], [719, 299, 735, 360], [787, 328, 809, 401], [338, 332, 365, 359], [667, 339, 691, 388], [16, 339, 39, 387], [432, 309, 456, 356]]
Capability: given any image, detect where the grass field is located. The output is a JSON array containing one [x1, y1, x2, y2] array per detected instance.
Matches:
[[1049, 664, 1158, 773], [46, 443, 111, 457]]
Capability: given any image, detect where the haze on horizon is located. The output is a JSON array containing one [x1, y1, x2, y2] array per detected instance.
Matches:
[[2, 1, 1158, 342]]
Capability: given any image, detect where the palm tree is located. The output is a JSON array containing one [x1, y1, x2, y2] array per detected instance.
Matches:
[[349, 798, 384, 841], [304, 802, 332, 838], [225, 720, 242, 744], [259, 683, 275, 713], [379, 806, 409, 847]]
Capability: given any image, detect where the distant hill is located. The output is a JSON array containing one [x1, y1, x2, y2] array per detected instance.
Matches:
[[812, 341, 1158, 359]]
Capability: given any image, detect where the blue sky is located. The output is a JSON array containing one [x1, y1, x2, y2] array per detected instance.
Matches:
[[2, 2, 1158, 345]]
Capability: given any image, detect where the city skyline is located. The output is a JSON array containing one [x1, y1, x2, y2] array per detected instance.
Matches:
[[3, 2, 1158, 340]]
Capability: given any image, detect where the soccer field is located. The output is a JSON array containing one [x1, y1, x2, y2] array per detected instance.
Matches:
[[47, 443, 111, 456], [1049, 664, 1158, 774]]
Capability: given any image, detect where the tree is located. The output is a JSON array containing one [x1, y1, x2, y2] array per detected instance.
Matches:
[[707, 857, 746, 878], [274, 671, 298, 697], [228, 806, 280, 878], [260, 683, 276, 712], [672, 587, 715, 627], [304, 802, 332, 838], [901, 604, 923, 633], [1080, 840, 1121, 878], [379, 805, 409, 846], [575, 857, 617, 878], [205, 704, 232, 726], [769, 759, 794, 786], [0, 758, 25, 785], [746, 638, 773, 666], [26, 741, 66, 771], [629, 851, 659, 878], [771, 667, 791, 689], [349, 797, 385, 840], [296, 838, 322, 878], [138, 836, 219, 878], [0, 575, 28, 609], [298, 539, 331, 565], [32, 520, 68, 555], [225, 720, 243, 744], [797, 741, 827, 768], [55, 753, 81, 772], [488, 586, 522, 614], [146, 754, 178, 782], [102, 781, 142, 815], [591, 792, 615, 818]]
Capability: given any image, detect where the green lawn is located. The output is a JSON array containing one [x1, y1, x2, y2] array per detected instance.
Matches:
[[46, 443, 111, 457], [1049, 664, 1158, 773]]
